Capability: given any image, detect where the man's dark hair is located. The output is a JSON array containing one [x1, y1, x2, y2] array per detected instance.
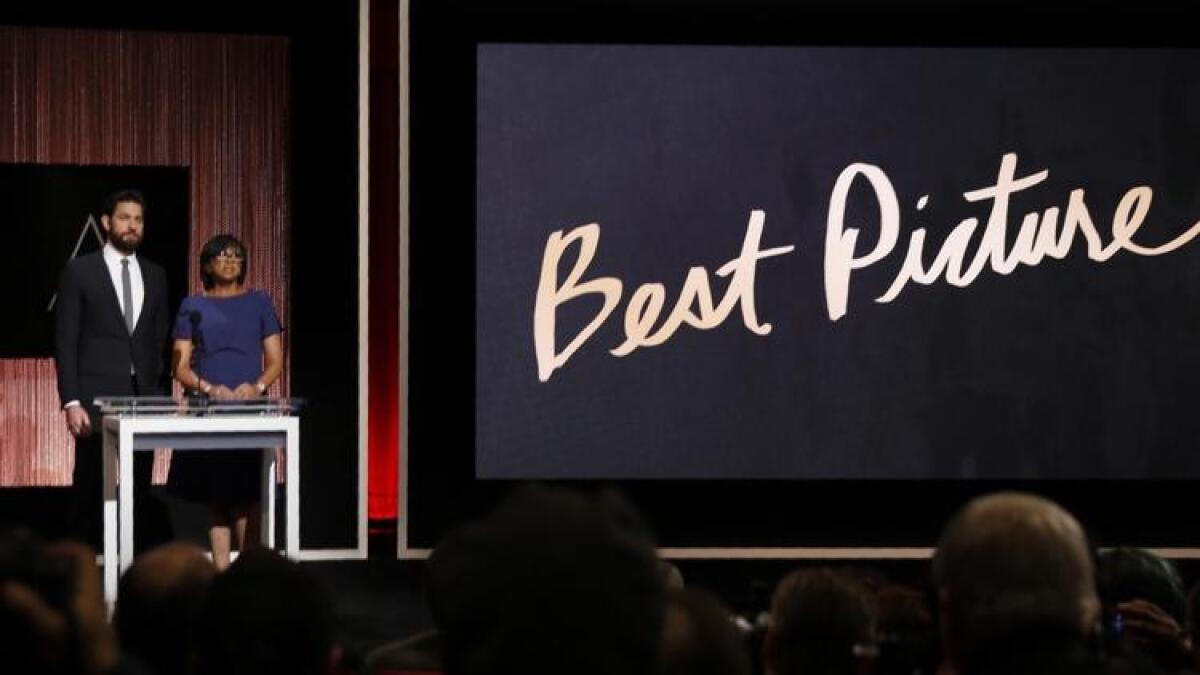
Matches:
[[199, 234, 249, 290], [115, 542, 215, 675], [658, 588, 752, 675], [874, 583, 938, 675], [426, 483, 667, 675], [1097, 547, 1186, 625], [102, 189, 145, 218], [195, 548, 336, 675], [766, 568, 875, 675]]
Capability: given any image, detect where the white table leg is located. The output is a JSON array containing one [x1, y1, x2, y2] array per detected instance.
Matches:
[[262, 448, 276, 549], [118, 428, 135, 577], [102, 424, 119, 609], [285, 419, 300, 559]]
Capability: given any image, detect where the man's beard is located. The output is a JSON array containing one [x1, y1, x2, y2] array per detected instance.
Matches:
[[110, 232, 142, 254]]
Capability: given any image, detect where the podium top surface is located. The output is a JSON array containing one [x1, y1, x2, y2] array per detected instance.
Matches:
[[95, 396, 304, 417]]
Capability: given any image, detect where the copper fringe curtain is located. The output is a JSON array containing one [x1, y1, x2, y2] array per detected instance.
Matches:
[[0, 27, 290, 486]]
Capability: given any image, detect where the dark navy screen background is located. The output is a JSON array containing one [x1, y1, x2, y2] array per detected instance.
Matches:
[[476, 45, 1200, 479]]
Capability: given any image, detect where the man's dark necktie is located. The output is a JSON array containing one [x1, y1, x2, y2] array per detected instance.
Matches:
[[121, 258, 134, 333]]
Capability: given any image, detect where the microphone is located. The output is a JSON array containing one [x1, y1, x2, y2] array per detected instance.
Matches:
[[186, 310, 210, 406], [189, 310, 204, 350]]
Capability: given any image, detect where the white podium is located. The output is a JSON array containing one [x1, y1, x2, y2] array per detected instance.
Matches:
[[96, 397, 301, 606]]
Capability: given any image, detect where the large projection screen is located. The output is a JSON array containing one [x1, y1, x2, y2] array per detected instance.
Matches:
[[404, 0, 1200, 556]]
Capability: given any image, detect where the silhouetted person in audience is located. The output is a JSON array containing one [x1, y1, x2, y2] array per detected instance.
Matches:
[[1097, 547, 1194, 673], [874, 583, 939, 675], [1186, 584, 1200, 672], [195, 548, 343, 675], [115, 542, 215, 675], [1, 527, 147, 675], [659, 559, 686, 591], [425, 484, 667, 675], [763, 568, 876, 675], [933, 492, 1156, 675], [658, 588, 752, 675]]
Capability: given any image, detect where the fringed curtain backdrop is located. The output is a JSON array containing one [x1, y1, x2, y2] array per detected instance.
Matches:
[[0, 27, 289, 486]]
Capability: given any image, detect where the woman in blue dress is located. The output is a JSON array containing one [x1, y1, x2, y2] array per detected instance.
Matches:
[[170, 234, 283, 569]]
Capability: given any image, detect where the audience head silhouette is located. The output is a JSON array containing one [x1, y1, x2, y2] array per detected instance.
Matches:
[[195, 548, 340, 675], [872, 583, 938, 675], [763, 568, 875, 675], [1097, 547, 1190, 670], [426, 483, 667, 675], [933, 492, 1100, 672], [115, 541, 215, 675], [658, 588, 752, 675], [1097, 547, 1186, 626]]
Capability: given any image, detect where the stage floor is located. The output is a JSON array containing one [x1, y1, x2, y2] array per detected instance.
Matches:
[[305, 555, 433, 663]]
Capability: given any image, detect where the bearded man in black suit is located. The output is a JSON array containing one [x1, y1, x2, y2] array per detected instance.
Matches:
[[55, 188, 173, 551]]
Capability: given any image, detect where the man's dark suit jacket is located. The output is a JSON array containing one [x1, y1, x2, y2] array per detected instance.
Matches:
[[54, 249, 171, 419]]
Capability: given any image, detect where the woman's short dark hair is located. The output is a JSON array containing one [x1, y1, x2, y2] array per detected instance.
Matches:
[[199, 234, 248, 290]]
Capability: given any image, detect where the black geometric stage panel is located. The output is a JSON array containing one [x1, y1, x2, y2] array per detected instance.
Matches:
[[0, 164, 189, 357]]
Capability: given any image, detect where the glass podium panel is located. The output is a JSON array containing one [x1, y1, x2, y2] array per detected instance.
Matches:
[[95, 396, 304, 416]]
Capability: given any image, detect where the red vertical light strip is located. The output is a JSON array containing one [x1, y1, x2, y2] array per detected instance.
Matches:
[[367, 0, 401, 520]]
